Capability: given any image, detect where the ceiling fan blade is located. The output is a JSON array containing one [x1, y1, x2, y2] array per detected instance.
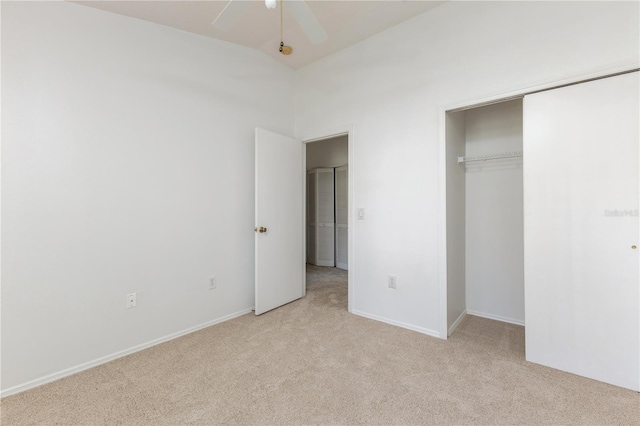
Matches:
[[212, 0, 251, 32], [285, 0, 328, 45]]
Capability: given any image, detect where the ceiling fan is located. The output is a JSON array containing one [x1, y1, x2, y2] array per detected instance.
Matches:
[[212, 0, 328, 54]]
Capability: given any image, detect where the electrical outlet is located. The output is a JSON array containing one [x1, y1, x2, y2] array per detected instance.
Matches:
[[126, 293, 137, 308], [208, 276, 217, 290], [388, 275, 397, 289]]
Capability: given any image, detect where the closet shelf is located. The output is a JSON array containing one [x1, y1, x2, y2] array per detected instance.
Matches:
[[458, 151, 523, 164]]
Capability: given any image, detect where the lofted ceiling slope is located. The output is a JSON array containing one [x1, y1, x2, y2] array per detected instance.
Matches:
[[75, 1, 446, 69]]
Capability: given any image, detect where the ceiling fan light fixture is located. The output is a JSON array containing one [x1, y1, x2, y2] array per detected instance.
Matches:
[[265, 0, 276, 10], [279, 42, 292, 55]]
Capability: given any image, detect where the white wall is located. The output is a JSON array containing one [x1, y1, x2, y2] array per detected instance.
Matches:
[[295, 1, 639, 335], [465, 100, 524, 325], [1, 1, 294, 393], [445, 111, 466, 334], [306, 135, 348, 170]]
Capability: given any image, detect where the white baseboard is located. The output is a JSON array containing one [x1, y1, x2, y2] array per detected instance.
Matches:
[[336, 262, 348, 270], [466, 310, 525, 326], [0, 307, 254, 398], [351, 309, 440, 338], [447, 310, 467, 337]]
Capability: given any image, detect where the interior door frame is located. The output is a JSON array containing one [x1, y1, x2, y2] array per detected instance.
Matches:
[[301, 126, 354, 313], [437, 63, 639, 340]]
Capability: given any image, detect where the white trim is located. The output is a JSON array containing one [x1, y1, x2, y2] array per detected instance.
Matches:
[[301, 125, 354, 314], [301, 142, 307, 298], [352, 309, 440, 338], [347, 127, 354, 314], [447, 310, 467, 337], [466, 310, 524, 327], [303, 131, 348, 144], [0, 307, 253, 398], [437, 96, 449, 340], [437, 62, 640, 342]]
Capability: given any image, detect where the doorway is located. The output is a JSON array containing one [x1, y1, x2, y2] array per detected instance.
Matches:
[[304, 134, 349, 311], [445, 99, 525, 337]]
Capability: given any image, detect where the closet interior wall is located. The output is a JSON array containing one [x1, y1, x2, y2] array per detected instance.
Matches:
[[447, 99, 524, 335]]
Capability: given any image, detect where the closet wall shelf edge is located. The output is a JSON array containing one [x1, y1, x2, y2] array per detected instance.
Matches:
[[458, 151, 523, 164]]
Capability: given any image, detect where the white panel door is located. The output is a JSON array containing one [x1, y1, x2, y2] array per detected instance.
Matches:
[[307, 172, 317, 263], [307, 168, 335, 267], [335, 166, 348, 270], [524, 72, 639, 391], [255, 128, 304, 315]]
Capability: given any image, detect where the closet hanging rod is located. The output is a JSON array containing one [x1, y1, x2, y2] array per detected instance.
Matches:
[[458, 151, 523, 164]]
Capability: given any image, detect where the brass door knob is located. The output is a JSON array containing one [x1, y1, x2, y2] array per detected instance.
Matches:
[[632, 245, 637, 249], [255, 226, 267, 233]]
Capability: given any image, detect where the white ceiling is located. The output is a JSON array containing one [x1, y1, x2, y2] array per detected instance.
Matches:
[[75, 0, 446, 69]]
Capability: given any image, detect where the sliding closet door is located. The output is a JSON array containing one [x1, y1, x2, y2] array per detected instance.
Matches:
[[307, 171, 317, 263], [335, 166, 348, 270], [524, 72, 639, 391]]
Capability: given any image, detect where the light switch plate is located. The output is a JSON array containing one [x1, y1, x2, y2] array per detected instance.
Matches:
[[126, 293, 137, 308], [388, 275, 397, 289]]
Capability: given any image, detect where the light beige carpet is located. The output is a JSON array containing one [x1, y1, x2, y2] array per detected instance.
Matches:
[[2, 265, 638, 425]]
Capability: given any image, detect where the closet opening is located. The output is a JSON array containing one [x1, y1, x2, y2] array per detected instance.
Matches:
[[445, 98, 525, 337], [305, 134, 349, 311]]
